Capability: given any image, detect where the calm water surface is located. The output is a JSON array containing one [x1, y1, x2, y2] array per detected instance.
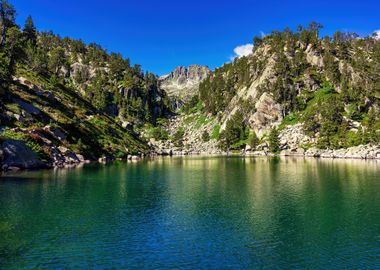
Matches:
[[0, 157, 379, 269]]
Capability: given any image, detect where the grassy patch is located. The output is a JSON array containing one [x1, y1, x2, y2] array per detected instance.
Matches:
[[211, 124, 221, 140], [279, 113, 300, 130], [146, 126, 169, 141], [195, 115, 208, 129], [188, 101, 204, 114]]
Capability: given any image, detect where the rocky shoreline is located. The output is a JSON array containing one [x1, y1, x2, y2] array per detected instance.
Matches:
[[245, 145, 380, 160], [2, 144, 380, 174], [0, 126, 146, 173], [151, 143, 380, 160], [1, 122, 379, 173]]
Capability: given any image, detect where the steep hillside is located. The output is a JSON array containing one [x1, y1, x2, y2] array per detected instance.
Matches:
[[151, 23, 380, 158], [0, 2, 170, 171]]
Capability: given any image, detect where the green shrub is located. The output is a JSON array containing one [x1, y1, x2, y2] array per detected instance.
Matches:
[[248, 131, 260, 149], [202, 130, 210, 142], [151, 127, 169, 141], [156, 118, 169, 126], [196, 115, 208, 129], [172, 127, 185, 147]]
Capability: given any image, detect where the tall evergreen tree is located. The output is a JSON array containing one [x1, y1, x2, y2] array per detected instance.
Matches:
[[0, 0, 15, 47], [23, 15, 37, 44], [268, 127, 280, 153], [249, 131, 260, 149]]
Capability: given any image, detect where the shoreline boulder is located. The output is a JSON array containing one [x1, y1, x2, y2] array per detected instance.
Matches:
[[1, 139, 47, 171]]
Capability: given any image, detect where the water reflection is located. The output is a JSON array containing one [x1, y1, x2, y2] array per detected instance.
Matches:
[[0, 157, 379, 269]]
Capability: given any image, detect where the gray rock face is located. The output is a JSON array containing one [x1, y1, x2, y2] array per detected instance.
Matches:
[[249, 93, 283, 136], [44, 126, 67, 141], [13, 99, 41, 116], [58, 146, 81, 164], [162, 65, 210, 84], [160, 65, 210, 104], [278, 124, 313, 150], [1, 140, 46, 170]]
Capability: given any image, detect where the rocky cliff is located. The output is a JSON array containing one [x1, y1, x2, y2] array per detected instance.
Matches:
[[149, 25, 380, 157], [159, 65, 210, 108]]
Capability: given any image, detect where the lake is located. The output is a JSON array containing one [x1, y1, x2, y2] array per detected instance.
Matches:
[[0, 157, 379, 269]]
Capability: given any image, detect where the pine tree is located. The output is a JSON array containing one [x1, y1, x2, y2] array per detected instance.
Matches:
[[249, 131, 260, 149], [0, 0, 16, 47], [23, 15, 37, 44], [48, 47, 66, 75], [269, 127, 280, 153]]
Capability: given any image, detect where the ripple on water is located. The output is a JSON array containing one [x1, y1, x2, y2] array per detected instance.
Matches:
[[0, 157, 379, 269]]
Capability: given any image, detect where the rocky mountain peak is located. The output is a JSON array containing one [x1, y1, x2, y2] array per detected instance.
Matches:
[[159, 65, 210, 101], [162, 65, 210, 84]]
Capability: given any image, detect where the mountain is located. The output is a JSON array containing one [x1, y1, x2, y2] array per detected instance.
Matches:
[[159, 65, 210, 108], [150, 24, 380, 158], [0, 2, 171, 171], [1, 0, 380, 172]]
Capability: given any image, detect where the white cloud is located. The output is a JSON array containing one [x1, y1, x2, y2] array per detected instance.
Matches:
[[230, 44, 254, 61], [374, 30, 380, 40]]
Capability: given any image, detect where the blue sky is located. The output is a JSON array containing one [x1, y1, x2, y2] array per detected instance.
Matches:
[[12, 0, 380, 75]]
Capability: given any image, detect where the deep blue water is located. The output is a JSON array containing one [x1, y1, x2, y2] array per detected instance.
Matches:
[[0, 157, 379, 269]]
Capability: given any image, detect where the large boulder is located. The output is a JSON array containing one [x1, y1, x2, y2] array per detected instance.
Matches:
[[43, 126, 67, 141], [58, 146, 81, 164], [1, 140, 47, 171], [249, 93, 283, 136], [279, 124, 312, 150], [13, 99, 41, 116]]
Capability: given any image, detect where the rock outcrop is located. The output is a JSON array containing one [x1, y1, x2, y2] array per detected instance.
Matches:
[[249, 93, 283, 136], [160, 65, 210, 108], [1, 140, 47, 171]]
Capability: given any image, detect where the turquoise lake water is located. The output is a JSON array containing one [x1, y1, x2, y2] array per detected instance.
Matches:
[[0, 156, 379, 269]]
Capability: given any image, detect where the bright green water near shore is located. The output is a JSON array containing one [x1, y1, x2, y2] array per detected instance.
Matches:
[[0, 157, 379, 269]]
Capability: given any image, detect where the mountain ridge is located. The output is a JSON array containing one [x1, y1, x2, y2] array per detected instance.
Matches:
[[1, 1, 380, 172], [159, 65, 210, 101]]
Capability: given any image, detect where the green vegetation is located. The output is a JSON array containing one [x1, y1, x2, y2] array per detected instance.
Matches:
[[198, 22, 380, 150], [1, 0, 380, 164], [195, 115, 208, 128], [268, 127, 280, 153], [150, 126, 169, 141], [1, 129, 49, 160], [211, 124, 221, 140], [172, 127, 185, 147], [0, 0, 166, 162], [248, 131, 260, 149], [202, 130, 210, 142], [281, 112, 300, 126], [219, 111, 249, 151]]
